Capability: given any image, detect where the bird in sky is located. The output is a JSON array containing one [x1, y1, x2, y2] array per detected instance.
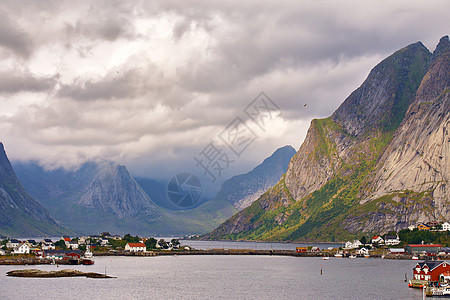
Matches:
[[304, 103, 307, 107]]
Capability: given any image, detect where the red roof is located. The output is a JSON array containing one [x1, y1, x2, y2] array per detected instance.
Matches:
[[408, 244, 442, 247], [63, 237, 71, 241], [372, 236, 380, 239], [127, 243, 146, 248]]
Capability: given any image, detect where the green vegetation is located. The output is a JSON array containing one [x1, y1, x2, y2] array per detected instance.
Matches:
[[399, 229, 450, 246]]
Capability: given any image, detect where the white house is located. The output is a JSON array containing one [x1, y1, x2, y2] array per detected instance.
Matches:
[[0, 249, 5, 255], [99, 238, 109, 246], [13, 243, 30, 254], [68, 241, 79, 250], [357, 247, 370, 255], [125, 243, 146, 252], [384, 235, 401, 246], [345, 240, 363, 249], [6, 239, 20, 249], [442, 222, 450, 231], [371, 236, 384, 245], [41, 239, 55, 250], [408, 224, 417, 231], [389, 248, 405, 255]]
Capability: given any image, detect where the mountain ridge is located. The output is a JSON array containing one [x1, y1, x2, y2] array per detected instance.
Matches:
[[0, 142, 72, 236], [204, 36, 449, 242]]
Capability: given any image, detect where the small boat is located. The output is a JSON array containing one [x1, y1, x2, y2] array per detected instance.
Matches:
[[334, 252, 343, 258], [364, 254, 370, 258], [323, 256, 330, 260], [82, 245, 95, 265], [349, 254, 357, 259], [412, 256, 419, 260]]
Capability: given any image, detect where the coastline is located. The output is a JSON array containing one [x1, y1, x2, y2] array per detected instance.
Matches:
[[3, 250, 448, 265]]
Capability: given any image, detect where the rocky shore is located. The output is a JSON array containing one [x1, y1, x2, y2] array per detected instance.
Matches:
[[6, 269, 115, 278]]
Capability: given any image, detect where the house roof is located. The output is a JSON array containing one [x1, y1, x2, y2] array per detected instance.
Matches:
[[127, 243, 146, 248], [9, 239, 20, 243], [385, 235, 398, 240], [372, 236, 381, 239], [416, 260, 448, 271], [44, 239, 53, 243], [63, 237, 71, 241]]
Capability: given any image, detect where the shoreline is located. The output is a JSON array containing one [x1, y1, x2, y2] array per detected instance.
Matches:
[[2, 250, 448, 265]]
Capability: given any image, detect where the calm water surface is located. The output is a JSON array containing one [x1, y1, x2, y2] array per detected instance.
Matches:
[[1, 255, 423, 299]]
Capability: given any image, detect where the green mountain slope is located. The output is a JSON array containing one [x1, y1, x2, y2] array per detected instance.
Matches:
[[205, 37, 449, 242]]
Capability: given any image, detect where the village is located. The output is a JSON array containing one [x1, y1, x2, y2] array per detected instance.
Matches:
[[0, 232, 189, 263], [0, 221, 449, 263]]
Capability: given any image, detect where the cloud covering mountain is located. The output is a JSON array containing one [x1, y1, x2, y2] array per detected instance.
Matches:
[[0, 0, 448, 187]]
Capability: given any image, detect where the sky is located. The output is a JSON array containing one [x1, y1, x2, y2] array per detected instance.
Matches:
[[0, 0, 449, 191]]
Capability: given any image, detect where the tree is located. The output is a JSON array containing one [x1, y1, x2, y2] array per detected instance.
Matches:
[[55, 240, 67, 250], [145, 238, 157, 250], [123, 234, 140, 243], [158, 239, 169, 249], [171, 239, 180, 247], [360, 236, 367, 245]]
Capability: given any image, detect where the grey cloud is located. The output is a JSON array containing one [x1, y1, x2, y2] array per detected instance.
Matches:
[[58, 70, 148, 101], [0, 10, 32, 58], [65, 17, 136, 42], [0, 71, 57, 94]]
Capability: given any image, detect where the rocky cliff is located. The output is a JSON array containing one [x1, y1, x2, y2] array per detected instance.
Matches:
[[205, 36, 449, 241], [0, 142, 70, 236], [15, 161, 236, 235], [15, 161, 162, 234]]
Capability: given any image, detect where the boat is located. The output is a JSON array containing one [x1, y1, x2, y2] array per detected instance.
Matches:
[[334, 252, 343, 258], [364, 254, 370, 258], [412, 255, 419, 260], [426, 286, 450, 297], [323, 256, 330, 260], [82, 245, 95, 265], [349, 254, 357, 259]]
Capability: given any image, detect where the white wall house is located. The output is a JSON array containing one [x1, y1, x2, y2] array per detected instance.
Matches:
[[442, 222, 450, 231], [357, 248, 369, 255], [6, 240, 20, 249], [384, 235, 401, 246], [371, 236, 384, 244], [68, 241, 79, 250], [0, 249, 5, 255], [125, 243, 146, 252], [345, 240, 362, 249], [13, 243, 30, 254]]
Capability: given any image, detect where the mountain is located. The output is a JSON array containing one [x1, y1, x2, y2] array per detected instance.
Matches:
[[204, 36, 449, 242], [213, 145, 296, 210], [0, 142, 71, 236], [14, 161, 162, 235], [15, 160, 237, 235]]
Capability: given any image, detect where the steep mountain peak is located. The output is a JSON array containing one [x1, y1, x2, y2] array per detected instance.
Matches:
[[0, 142, 69, 236], [77, 161, 159, 220], [332, 41, 431, 136], [206, 37, 448, 242], [432, 35, 450, 61]]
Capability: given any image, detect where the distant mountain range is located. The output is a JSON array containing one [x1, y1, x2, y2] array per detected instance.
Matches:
[[213, 145, 296, 210], [204, 36, 450, 242], [0, 143, 72, 236], [11, 145, 294, 236]]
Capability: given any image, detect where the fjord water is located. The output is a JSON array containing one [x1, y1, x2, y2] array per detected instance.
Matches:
[[1, 255, 422, 299]]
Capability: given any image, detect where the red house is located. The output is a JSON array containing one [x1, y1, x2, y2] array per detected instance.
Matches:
[[413, 260, 450, 282]]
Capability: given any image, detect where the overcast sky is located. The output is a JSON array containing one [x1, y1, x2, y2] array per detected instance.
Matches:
[[1, 0, 449, 189]]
